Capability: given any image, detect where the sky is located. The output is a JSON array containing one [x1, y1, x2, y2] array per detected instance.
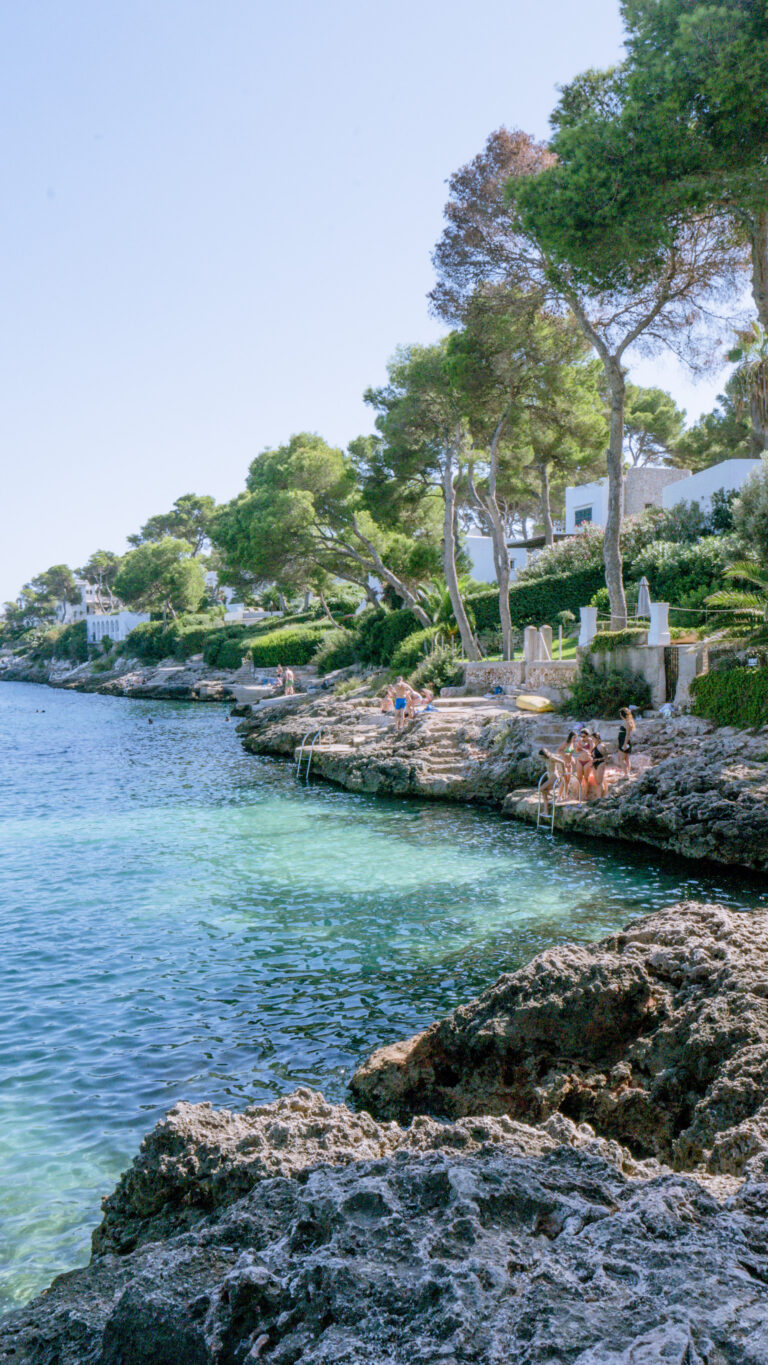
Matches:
[[0, 0, 737, 601]]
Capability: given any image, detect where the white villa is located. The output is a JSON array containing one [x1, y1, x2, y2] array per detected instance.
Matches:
[[466, 458, 763, 585]]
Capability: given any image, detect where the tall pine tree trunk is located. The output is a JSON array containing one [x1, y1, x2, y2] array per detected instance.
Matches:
[[749, 209, 768, 332], [538, 462, 554, 546], [604, 359, 627, 629], [442, 447, 480, 660]]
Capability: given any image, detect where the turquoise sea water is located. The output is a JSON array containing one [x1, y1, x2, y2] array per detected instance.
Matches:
[[0, 680, 763, 1313]]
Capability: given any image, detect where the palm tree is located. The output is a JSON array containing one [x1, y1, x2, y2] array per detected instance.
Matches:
[[727, 324, 768, 453], [706, 561, 768, 625]]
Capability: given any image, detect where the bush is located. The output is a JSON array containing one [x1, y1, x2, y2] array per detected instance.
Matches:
[[516, 527, 606, 580], [733, 455, 768, 559], [390, 627, 439, 674], [590, 628, 648, 653], [313, 628, 359, 675], [353, 608, 424, 666], [29, 620, 90, 663], [466, 565, 607, 635], [408, 645, 465, 692], [249, 623, 331, 668], [627, 535, 736, 605], [123, 614, 223, 665], [690, 666, 768, 728], [560, 656, 652, 719]]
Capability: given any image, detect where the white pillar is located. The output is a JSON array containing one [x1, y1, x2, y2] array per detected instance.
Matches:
[[523, 625, 540, 663], [578, 606, 598, 648], [648, 602, 671, 647], [539, 625, 553, 661]]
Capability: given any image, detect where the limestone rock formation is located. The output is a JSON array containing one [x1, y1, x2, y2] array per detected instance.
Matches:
[[3, 1088, 768, 1364], [504, 718, 768, 872], [352, 902, 768, 1175]]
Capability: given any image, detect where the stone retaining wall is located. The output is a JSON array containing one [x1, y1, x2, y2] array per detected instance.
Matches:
[[464, 659, 577, 697]]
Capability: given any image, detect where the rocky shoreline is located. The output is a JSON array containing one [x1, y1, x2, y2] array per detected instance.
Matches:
[[3, 902, 768, 1363], [5, 656, 768, 872], [0, 653, 247, 702], [239, 691, 768, 874]]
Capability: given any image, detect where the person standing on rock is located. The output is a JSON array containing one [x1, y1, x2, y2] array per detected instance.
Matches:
[[283, 666, 295, 696], [392, 676, 409, 732], [617, 708, 636, 776]]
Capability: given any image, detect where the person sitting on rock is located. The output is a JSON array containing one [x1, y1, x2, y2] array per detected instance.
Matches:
[[392, 676, 410, 732], [538, 748, 568, 814], [274, 665, 284, 692], [380, 686, 394, 714], [405, 685, 422, 720], [616, 707, 636, 776]]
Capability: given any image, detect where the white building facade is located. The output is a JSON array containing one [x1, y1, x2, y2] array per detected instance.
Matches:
[[86, 611, 150, 644], [661, 458, 762, 513]]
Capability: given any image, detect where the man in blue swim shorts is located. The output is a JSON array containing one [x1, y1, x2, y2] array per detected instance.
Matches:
[[392, 675, 409, 732]]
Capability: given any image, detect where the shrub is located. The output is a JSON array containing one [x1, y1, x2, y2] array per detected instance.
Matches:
[[313, 628, 358, 675], [516, 527, 605, 580], [733, 455, 768, 560], [590, 628, 648, 653], [353, 608, 424, 665], [249, 623, 331, 668], [560, 656, 652, 719], [390, 627, 439, 673], [627, 535, 736, 605], [409, 645, 465, 692], [690, 666, 768, 728], [467, 565, 607, 635], [123, 621, 175, 664], [29, 620, 90, 663]]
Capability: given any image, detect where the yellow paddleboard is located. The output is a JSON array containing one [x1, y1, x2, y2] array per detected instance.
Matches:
[[516, 694, 555, 714]]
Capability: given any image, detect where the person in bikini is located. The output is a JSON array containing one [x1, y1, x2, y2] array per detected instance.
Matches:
[[616, 707, 636, 775], [573, 731, 594, 801], [589, 732, 609, 800]]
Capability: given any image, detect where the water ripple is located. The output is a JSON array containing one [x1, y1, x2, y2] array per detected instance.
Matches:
[[0, 680, 763, 1313]]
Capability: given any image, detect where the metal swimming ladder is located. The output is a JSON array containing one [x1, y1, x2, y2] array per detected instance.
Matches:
[[296, 727, 324, 781], [536, 771, 561, 834]]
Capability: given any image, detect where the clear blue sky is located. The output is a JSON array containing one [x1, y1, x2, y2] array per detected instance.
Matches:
[[0, 0, 730, 601]]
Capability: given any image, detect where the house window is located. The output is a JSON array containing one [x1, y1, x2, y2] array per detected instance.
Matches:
[[574, 506, 593, 525]]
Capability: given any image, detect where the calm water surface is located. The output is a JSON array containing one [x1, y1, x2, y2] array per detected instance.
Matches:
[[0, 680, 763, 1312]]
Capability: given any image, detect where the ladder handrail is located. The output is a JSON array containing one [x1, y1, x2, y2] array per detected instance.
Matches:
[[296, 727, 324, 781], [305, 728, 324, 782]]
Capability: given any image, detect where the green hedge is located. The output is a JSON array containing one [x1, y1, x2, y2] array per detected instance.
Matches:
[[353, 608, 424, 665], [590, 628, 648, 654], [249, 622, 332, 668], [690, 667, 768, 729], [467, 565, 606, 634], [313, 628, 359, 675], [123, 615, 224, 664], [390, 626, 439, 673]]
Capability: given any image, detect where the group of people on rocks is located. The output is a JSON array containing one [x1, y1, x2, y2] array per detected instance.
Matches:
[[380, 676, 434, 731], [539, 707, 636, 811]]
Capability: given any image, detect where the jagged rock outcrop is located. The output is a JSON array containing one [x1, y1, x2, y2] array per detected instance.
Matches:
[[241, 696, 544, 803], [505, 718, 768, 872], [352, 902, 768, 1175], [4, 1087, 768, 1365]]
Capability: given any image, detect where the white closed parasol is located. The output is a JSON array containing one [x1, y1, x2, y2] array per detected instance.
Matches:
[[636, 576, 651, 619]]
